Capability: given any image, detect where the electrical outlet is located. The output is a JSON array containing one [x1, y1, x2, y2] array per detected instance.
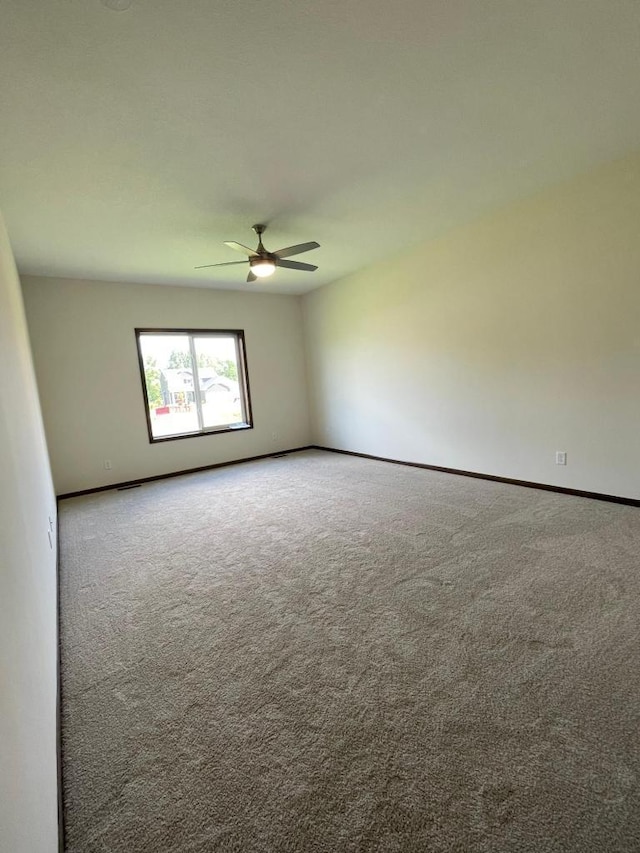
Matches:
[[104, 459, 112, 470], [555, 451, 567, 466]]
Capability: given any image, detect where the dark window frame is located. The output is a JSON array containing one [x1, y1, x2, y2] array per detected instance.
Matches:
[[135, 328, 254, 444]]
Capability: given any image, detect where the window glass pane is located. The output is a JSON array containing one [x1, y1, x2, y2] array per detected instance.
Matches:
[[193, 336, 245, 429], [139, 334, 200, 439]]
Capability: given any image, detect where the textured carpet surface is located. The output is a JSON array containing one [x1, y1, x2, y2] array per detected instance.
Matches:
[[59, 450, 640, 852]]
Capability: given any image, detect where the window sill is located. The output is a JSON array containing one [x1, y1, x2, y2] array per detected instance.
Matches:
[[149, 423, 253, 444]]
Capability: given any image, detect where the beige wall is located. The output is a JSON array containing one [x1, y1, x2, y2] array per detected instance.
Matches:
[[303, 152, 640, 500], [0, 212, 59, 851], [22, 277, 311, 495]]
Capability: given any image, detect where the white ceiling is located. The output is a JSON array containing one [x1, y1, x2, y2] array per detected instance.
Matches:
[[1, 0, 639, 295]]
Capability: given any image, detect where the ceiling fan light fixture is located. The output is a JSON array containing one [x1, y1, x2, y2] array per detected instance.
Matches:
[[194, 225, 319, 278], [250, 258, 276, 277]]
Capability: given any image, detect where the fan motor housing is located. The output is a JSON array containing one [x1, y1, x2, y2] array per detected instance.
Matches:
[[249, 253, 277, 265]]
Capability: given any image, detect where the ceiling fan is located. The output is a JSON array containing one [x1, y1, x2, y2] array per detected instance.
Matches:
[[195, 224, 320, 283]]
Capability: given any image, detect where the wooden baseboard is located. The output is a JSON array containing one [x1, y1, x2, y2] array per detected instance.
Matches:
[[58, 444, 639, 507], [311, 445, 640, 508], [57, 447, 314, 500], [55, 514, 65, 853]]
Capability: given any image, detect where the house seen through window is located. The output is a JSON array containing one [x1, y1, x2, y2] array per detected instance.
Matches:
[[136, 329, 252, 442]]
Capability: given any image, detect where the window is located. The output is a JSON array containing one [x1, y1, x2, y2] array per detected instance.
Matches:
[[135, 329, 253, 442]]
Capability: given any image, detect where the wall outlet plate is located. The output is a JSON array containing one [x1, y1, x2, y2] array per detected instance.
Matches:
[[555, 451, 567, 465]]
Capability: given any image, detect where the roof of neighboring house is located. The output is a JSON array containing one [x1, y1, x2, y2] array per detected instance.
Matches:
[[161, 368, 238, 395], [201, 377, 239, 394], [161, 369, 195, 393]]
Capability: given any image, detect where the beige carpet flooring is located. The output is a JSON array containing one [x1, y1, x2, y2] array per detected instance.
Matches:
[[59, 449, 640, 852]]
